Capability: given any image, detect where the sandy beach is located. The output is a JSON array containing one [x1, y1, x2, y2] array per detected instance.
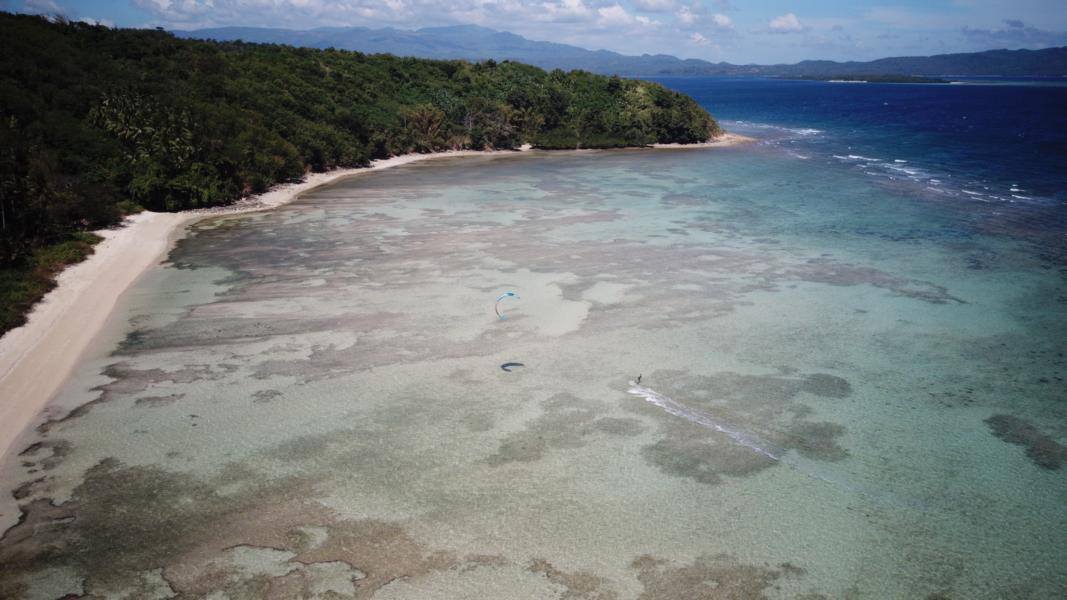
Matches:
[[0, 147, 538, 459], [651, 132, 755, 148], [0, 138, 757, 460]]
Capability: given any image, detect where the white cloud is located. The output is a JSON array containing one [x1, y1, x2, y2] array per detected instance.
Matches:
[[129, 0, 602, 28], [78, 16, 116, 27], [689, 31, 710, 45], [595, 4, 658, 28], [675, 4, 730, 30], [22, 0, 62, 14], [597, 4, 634, 26], [633, 0, 674, 12], [540, 0, 594, 23], [676, 5, 698, 25], [768, 12, 804, 33]]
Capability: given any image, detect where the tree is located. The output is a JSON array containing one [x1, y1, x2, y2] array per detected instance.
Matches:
[[403, 104, 446, 152]]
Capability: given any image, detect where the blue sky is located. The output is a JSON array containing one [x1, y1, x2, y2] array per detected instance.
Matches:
[[5, 0, 1067, 63]]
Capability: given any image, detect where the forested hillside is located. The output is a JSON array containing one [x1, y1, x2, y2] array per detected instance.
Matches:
[[0, 12, 719, 334]]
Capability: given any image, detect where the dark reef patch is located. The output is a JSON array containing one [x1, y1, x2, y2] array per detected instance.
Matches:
[[134, 393, 186, 408], [781, 258, 965, 304], [642, 423, 776, 485], [18, 439, 72, 471], [632, 369, 850, 485], [0, 457, 504, 598], [528, 559, 618, 600], [985, 414, 1067, 470], [784, 421, 850, 461], [801, 374, 852, 399], [488, 393, 644, 465], [36, 362, 234, 434], [631, 554, 799, 599], [252, 389, 283, 403], [118, 315, 357, 353]]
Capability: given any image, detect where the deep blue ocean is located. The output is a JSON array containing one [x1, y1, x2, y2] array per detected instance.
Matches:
[[655, 77, 1067, 260]]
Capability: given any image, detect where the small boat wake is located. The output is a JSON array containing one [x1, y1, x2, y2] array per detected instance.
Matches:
[[627, 382, 926, 511]]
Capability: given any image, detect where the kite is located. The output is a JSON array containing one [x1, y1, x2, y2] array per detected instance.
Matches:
[[495, 291, 519, 320]]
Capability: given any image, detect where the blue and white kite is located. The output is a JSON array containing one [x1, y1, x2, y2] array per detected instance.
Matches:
[[495, 291, 519, 320]]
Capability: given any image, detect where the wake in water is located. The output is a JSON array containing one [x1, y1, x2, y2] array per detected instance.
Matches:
[[627, 382, 926, 511], [627, 382, 781, 461]]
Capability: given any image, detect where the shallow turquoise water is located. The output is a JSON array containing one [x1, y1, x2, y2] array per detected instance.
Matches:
[[2, 145, 1065, 598]]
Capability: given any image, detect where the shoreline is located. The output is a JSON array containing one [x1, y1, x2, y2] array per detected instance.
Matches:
[[651, 132, 755, 148], [0, 137, 749, 460]]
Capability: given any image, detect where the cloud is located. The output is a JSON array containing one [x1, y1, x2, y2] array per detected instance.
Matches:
[[596, 4, 658, 27], [962, 20, 1067, 47], [130, 0, 605, 29], [676, 5, 698, 25], [78, 16, 116, 27], [127, 0, 661, 30], [675, 3, 731, 30], [863, 7, 958, 29], [21, 0, 61, 14], [597, 4, 632, 26], [689, 32, 710, 46], [768, 12, 803, 33], [633, 0, 674, 12], [540, 0, 595, 23]]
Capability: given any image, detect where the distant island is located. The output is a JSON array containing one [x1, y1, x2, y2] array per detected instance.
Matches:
[[782, 74, 951, 84], [177, 24, 1067, 78], [0, 12, 719, 335]]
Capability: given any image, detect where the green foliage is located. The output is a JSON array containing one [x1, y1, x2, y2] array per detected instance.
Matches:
[[0, 232, 101, 334], [0, 12, 719, 335]]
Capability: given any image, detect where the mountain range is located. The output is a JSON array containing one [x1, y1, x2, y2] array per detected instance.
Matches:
[[175, 24, 1067, 77]]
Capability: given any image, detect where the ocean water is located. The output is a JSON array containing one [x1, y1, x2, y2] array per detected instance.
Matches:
[[1, 79, 1066, 599], [656, 76, 1067, 209]]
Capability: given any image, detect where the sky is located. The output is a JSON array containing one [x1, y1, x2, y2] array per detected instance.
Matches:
[[5, 0, 1067, 64]]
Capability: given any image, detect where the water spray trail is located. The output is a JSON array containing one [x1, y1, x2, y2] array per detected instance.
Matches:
[[627, 382, 926, 511], [628, 383, 781, 462]]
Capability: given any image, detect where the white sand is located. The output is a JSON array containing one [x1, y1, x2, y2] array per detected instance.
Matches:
[[0, 211, 193, 460], [651, 132, 755, 148], [0, 147, 530, 459], [0, 139, 748, 459]]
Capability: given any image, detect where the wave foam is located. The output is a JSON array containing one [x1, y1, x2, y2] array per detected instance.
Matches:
[[731, 120, 823, 137]]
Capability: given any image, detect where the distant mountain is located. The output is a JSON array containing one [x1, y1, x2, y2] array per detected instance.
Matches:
[[175, 24, 729, 75], [176, 25, 1067, 77], [769, 47, 1067, 78]]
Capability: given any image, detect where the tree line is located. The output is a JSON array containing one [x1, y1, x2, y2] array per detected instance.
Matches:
[[0, 12, 720, 333]]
